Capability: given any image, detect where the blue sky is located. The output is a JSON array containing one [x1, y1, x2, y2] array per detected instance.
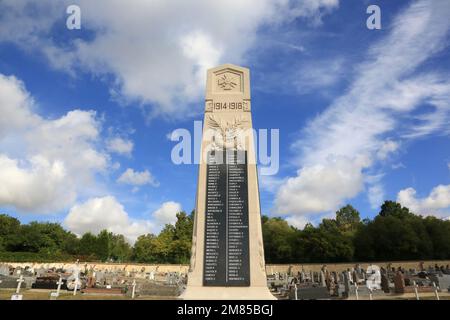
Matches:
[[0, 0, 449, 241]]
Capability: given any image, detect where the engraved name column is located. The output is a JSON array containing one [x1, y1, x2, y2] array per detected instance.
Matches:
[[226, 150, 249, 285]]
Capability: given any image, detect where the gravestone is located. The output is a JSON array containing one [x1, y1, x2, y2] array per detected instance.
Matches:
[[300, 270, 306, 283], [11, 275, 25, 300], [96, 271, 106, 284], [138, 282, 182, 297], [36, 267, 46, 277], [430, 274, 450, 292], [381, 272, 390, 293], [0, 275, 19, 289], [13, 267, 23, 276], [343, 272, 351, 298], [394, 272, 406, 294], [366, 264, 381, 290], [320, 270, 326, 287], [289, 286, 331, 300], [0, 265, 9, 276], [181, 64, 274, 300]]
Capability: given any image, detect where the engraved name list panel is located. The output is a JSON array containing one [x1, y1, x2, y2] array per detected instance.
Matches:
[[203, 150, 250, 286]]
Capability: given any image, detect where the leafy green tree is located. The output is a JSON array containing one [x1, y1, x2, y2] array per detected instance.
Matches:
[[1, 200, 450, 264], [379, 200, 413, 218], [170, 212, 193, 264], [0, 214, 21, 251], [156, 224, 177, 263], [79, 232, 99, 259], [97, 230, 112, 261], [301, 219, 354, 263], [110, 234, 132, 262], [423, 216, 450, 259], [14, 222, 69, 254], [133, 234, 159, 263], [354, 202, 433, 261], [262, 217, 295, 263], [336, 205, 361, 234]]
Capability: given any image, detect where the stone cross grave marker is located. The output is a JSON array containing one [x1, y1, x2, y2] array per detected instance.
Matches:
[[50, 275, 64, 300], [11, 275, 24, 300]]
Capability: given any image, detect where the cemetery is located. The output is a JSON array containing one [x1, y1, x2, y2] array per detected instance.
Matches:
[[1, 261, 450, 300], [1, 64, 450, 302]]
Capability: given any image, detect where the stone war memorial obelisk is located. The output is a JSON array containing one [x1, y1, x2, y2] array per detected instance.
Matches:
[[181, 64, 275, 300]]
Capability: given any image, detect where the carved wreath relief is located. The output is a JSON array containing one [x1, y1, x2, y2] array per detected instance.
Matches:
[[207, 114, 248, 151]]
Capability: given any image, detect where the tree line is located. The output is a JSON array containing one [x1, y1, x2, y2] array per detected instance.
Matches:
[[1, 201, 450, 263]]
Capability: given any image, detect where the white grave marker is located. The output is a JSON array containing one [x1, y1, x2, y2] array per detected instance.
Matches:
[[11, 275, 24, 300], [131, 280, 137, 299], [413, 281, 419, 300], [50, 275, 64, 300], [432, 282, 440, 300], [15, 275, 24, 294], [73, 280, 78, 296], [294, 283, 298, 300]]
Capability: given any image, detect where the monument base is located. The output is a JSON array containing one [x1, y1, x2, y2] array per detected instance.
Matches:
[[179, 286, 276, 300]]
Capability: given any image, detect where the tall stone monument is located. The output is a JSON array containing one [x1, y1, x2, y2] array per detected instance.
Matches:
[[181, 64, 274, 300]]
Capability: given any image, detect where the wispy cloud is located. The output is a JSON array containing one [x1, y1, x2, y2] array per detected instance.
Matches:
[[275, 0, 450, 221]]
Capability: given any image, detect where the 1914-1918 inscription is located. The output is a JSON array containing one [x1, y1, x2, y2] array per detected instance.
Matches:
[[203, 150, 250, 286]]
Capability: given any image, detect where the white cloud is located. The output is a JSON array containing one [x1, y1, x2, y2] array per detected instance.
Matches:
[[285, 215, 310, 230], [258, 174, 286, 193], [0, 74, 109, 212], [0, 0, 339, 119], [397, 185, 450, 218], [274, 0, 450, 220], [0, 75, 38, 137], [276, 156, 368, 215], [64, 196, 153, 243], [376, 140, 399, 161], [106, 137, 134, 156], [365, 173, 385, 210], [368, 184, 384, 210], [117, 168, 159, 187], [152, 201, 183, 229]]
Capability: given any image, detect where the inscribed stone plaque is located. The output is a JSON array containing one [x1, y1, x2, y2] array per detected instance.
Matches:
[[203, 150, 250, 286]]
